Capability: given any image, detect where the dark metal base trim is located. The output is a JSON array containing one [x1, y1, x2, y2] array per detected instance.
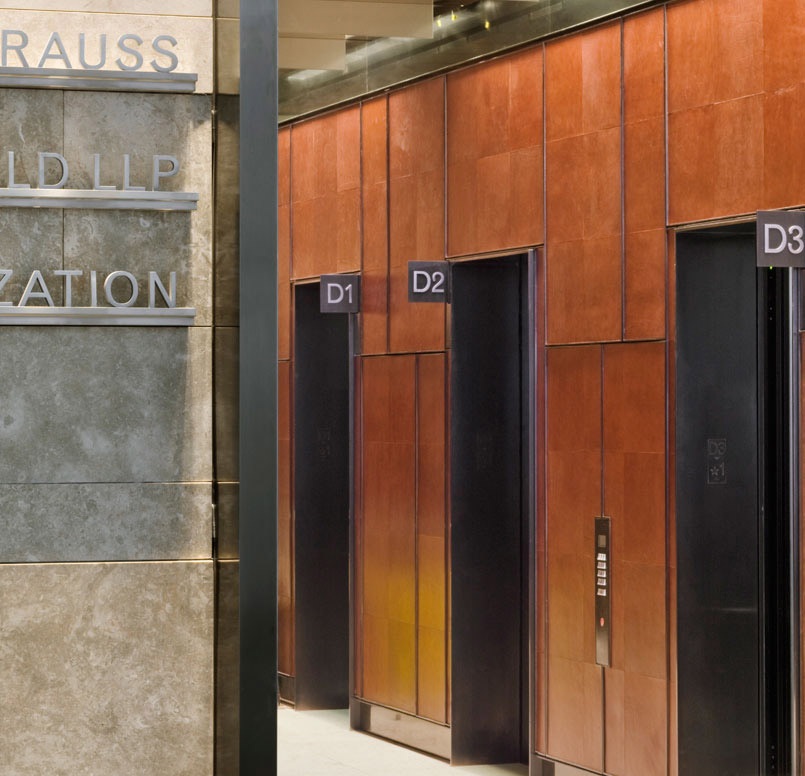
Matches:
[[278, 673, 295, 705], [352, 699, 451, 760], [532, 754, 600, 776]]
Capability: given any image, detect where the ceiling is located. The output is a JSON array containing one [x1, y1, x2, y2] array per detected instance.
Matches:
[[278, 0, 436, 71]]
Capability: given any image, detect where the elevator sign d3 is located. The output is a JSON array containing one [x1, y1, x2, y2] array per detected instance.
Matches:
[[757, 210, 805, 267], [320, 275, 360, 314], [408, 261, 450, 303]]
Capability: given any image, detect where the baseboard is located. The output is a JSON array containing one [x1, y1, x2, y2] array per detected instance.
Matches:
[[278, 673, 295, 705], [352, 698, 451, 760]]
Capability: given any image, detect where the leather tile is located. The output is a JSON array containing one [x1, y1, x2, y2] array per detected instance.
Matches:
[[625, 228, 666, 342], [362, 96, 387, 188], [279, 128, 291, 206], [624, 8, 665, 124], [763, 83, 805, 209], [624, 672, 667, 776], [547, 656, 603, 771], [668, 96, 763, 223], [278, 203, 291, 359], [625, 118, 665, 234], [546, 34, 583, 141], [361, 179, 389, 355], [546, 236, 622, 345], [336, 105, 361, 192], [581, 23, 622, 134], [667, 0, 762, 112], [623, 562, 667, 680], [763, 0, 805, 91]]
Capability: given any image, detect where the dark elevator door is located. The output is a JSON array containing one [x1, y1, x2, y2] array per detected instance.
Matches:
[[676, 229, 794, 775], [450, 256, 530, 765], [293, 282, 350, 710]]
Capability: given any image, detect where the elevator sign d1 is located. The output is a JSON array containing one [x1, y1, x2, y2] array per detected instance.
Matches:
[[408, 261, 450, 303], [320, 275, 360, 314], [757, 210, 805, 267]]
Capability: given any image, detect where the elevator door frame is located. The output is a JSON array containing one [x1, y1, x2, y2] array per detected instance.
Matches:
[[292, 281, 354, 710], [449, 249, 537, 766], [675, 225, 801, 775]]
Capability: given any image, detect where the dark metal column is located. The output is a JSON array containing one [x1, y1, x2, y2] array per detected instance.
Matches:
[[239, 1, 278, 773]]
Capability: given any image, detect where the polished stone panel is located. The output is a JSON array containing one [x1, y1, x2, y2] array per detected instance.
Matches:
[[215, 326, 239, 483], [0, 483, 212, 562], [63, 92, 212, 196], [216, 559, 239, 775], [217, 17, 239, 95], [0, 209, 64, 306], [62, 92, 212, 320], [218, 0, 239, 17], [217, 481, 239, 560], [0, 326, 212, 484], [0, 10, 213, 92], [0, 1, 212, 13], [64, 209, 212, 325], [0, 88, 64, 194], [214, 95, 239, 326], [0, 561, 214, 776]]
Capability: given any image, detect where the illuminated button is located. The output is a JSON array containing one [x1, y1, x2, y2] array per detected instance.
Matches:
[[597, 562, 606, 569], [597, 588, 607, 596], [597, 553, 606, 561], [597, 570, 607, 578], [598, 578, 607, 587], [600, 617, 605, 627]]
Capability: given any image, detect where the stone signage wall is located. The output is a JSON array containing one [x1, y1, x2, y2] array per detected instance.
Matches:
[[0, 3, 235, 775]]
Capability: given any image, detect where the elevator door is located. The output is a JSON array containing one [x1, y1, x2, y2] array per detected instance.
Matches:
[[450, 255, 531, 766], [676, 229, 795, 775], [293, 282, 351, 710]]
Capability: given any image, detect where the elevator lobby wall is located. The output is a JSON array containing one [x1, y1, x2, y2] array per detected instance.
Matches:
[[278, 0, 805, 774]]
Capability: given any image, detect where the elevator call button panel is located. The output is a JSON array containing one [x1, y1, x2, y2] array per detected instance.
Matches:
[[595, 517, 611, 667]]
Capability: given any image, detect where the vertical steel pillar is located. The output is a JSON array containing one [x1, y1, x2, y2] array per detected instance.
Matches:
[[239, 1, 278, 773]]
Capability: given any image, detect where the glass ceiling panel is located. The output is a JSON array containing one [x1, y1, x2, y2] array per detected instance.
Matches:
[[279, 0, 659, 122]]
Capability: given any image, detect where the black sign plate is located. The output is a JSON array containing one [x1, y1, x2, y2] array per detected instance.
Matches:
[[320, 275, 360, 313], [408, 261, 450, 303], [757, 210, 805, 267]]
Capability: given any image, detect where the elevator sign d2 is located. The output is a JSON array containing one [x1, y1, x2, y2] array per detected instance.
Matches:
[[757, 210, 805, 267], [320, 275, 360, 313], [408, 261, 450, 303]]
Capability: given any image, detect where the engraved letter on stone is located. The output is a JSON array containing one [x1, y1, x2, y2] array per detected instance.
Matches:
[[104, 271, 139, 307], [37, 32, 72, 69], [0, 269, 13, 306], [2, 30, 28, 67], [54, 269, 82, 307], [19, 270, 55, 307], [149, 271, 177, 308], [123, 154, 145, 191], [116, 34, 144, 71], [8, 152, 30, 189], [152, 155, 179, 191], [151, 35, 178, 73], [38, 152, 68, 189], [93, 154, 116, 191], [79, 33, 107, 70]]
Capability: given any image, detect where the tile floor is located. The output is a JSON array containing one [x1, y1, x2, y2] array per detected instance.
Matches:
[[278, 707, 528, 775]]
